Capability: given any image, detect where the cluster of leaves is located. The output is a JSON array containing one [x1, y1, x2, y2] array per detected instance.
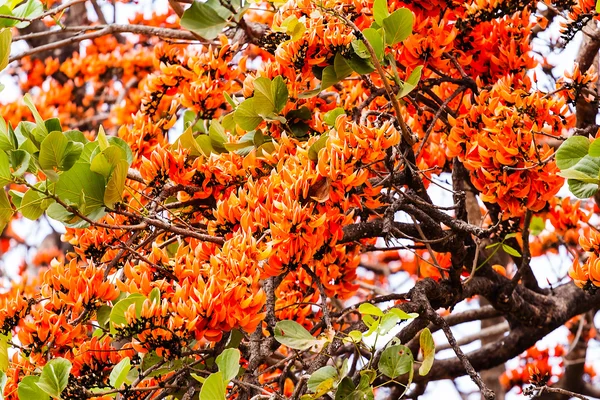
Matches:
[[556, 136, 600, 198], [273, 304, 435, 400]]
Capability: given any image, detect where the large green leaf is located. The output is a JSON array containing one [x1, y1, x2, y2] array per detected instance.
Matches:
[[556, 136, 590, 170], [558, 154, 600, 183], [382, 8, 413, 45], [39, 131, 83, 172], [54, 162, 105, 213], [181, 1, 230, 40], [274, 320, 321, 350], [568, 179, 599, 199], [216, 349, 240, 382], [252, 76, 289, 116], [18, 376, 49, 400], [199, 371, 226, 400], [19, 187, 47, 220], [378, 345, 413, 379], [372, 0, 389, 26], [36, 358, 72, 399], [234, 98, 262, 131]]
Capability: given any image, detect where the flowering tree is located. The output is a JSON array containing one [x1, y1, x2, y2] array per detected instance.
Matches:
[[2, 0, 600, 399]]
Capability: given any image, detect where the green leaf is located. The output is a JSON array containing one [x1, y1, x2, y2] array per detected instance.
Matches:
[[568, 179, 598, 199], [0, 334, 7, 372], [335, 377, 356, 400], [362, 28, 384, 60], [347, 330, 362, 343], [345, 53, 375, 75], [557, 154, 600, 183], [0, 190, 13, 233], [13, 0, 43, 28], [91, 146, 123, 178], [104, 159, 128, 208], [530, 216, 545, 236], [298, 88, 322, 99], [379, 312, 400, 335], [107, 137, 133, 165], [588, 138, 600, 158], [501, 243, 521, 257], [274, 320, 320, 350], [287, 106, 312, 121], [216, 348, 240, 382], [382, 8, 413, 45], [19, 187, 47, 220], [39, 131, 71, 172], [96, 305, 111, 329], [324, 108, 345, 126], [181, 0, 229, 41], [10, 149, 30, 177], [373, 0, 389, 25], [18, 375, 49, 400], [358, 303, 384, 317], [64, 130, 88, 144], [196, 135, 213, 156], [419, 328, 435, 376], [44, 118, 61, 134], [109, 357, 131, 389], [323, 54, 354, 90], [109, 293, 146, 334], [0, 151, 11, 187], [234, 98, 263, 131], [362, 314, 379, 337], [174, 128, 204, 157], [389, 308, 419, 320], [209, 121, 228, 153], [308, 134, 329, 162], [378, 345, 413, 379], [23, 94, 47, 136], [55, 162, 105, 214], [36, 358, 72, 399], [397, 65, 423, 98], [9, 190, 21, 208], [199, 371, 226, 400], [308, 366, 337, 392], [149, 288, 160, 305], [252, 76, 289, 116], [556, 136, 590, 170], [597, 0, 600, 14], [0, 28, 9, 72]]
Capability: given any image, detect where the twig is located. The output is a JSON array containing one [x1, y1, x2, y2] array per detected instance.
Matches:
[[528, 385, 590, 400], [504, 209, 533, 298], [427, 308, 495, 400], [10, 24, 207, 63], [300, 264, 331, 328]]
